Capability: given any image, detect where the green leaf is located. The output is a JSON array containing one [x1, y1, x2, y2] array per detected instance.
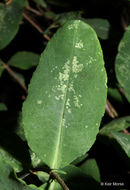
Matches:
[[54, 11, 82, 26], [0, 159, 40, 190], [71, 153, 88, 165], [108, 87, 123, 103], [32, 171, 49, 183], [0, 111, 31, 169], [100, 116, 130, 134], [8, 52, 40, 70], [32, 0, 47, 8], [85, 18, 110, 40], [0, 147, 22, 172], [115, 25, 130, 102], [79, 159, 100, 182], [23, 20, 107, 170], [14, 112, 26, 141], [49, 165, 101, 190], [0, 0, 25, 50], [47, 0, 70, 7], [111, 131, 130, 158], [0, 103, 8, 111], [30, 150, 44, 168]]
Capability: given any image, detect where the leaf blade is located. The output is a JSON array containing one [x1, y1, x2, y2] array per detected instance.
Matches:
[[115, 25, 130, 102], [23, 20, 107, 169], [0, 0, 25, 50]]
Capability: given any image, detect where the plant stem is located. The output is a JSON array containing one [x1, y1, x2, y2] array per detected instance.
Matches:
[[23, 12, 43, 33], [26, 6, 43, 16], [1, 61, 27, 93], [23, 12, 50, 40], [105, 99, 118, 118], [122, 129, 130, 135], [5, 0, 13, 5], [50, 171, 69, 190]]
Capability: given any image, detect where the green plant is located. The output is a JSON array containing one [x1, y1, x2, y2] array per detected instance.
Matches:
[[0, 0, 130, 190]]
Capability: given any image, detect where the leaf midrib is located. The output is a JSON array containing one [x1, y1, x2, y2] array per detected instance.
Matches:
[[51, 23, 79, 169]]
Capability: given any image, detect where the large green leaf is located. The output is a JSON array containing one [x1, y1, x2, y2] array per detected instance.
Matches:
[[23, 20, 107, 171], [115, 25, 130, 102], [8, 51, 40, 70], [111, 131, 130, 158], [0, 0, 25, 50], [100, 116, 130, 134], [0, 159, 41, 190]]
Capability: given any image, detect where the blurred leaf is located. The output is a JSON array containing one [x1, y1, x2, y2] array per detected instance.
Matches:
[[100, 116, 130, 134], [49, 165, 101, 190], [108, 87, 123, 103], [115, 25, 130, 102], [0, 147, 22, 172], [22, 20, 107, 175], [0, 0, 25, 50], [111, 131, 130, 158], [85, 18, 110, 40], [8, 52, 40, 70], [32, 171, 49, 183], [0, 111, 31, 169], [0, 103, 8, 111], [54, 11, 82, 26], [14, 71, 25, 84], [32, 0, 47, 8], [0, 159, 41, 190], [47, 0, 70, 7], [14, 112, 26, 141], [79, 158, 100, 183]]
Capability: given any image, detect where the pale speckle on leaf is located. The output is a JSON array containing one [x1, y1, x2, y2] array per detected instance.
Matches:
[[55, 60, 70, 100], [73, 95, 82, 108], [66, 98, 71, 113], [37, 100, 42, 104], [75, 41, 84, 49], [72, 56, 84, 75]]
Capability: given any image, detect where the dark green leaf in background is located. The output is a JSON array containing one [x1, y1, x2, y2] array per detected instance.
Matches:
[[49, 164, 101, 190], [0, 103, 8, 111], [47, 0, 70, 7], [32, 0, 47, 8], [79, 158, 101, 183], [0, 0, 25, 50], [0, 148, 22, 172], [0, 160, 41, 190], [54, 11, 82, 26], [100, 116, 130, 134], [108, 87, 123, 103], [85, 18, 110, 40], [8, 51, 40, 70], [23, 19, 107, 178], [111, 131, 130, 158], [115, 25, 130, 102]]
